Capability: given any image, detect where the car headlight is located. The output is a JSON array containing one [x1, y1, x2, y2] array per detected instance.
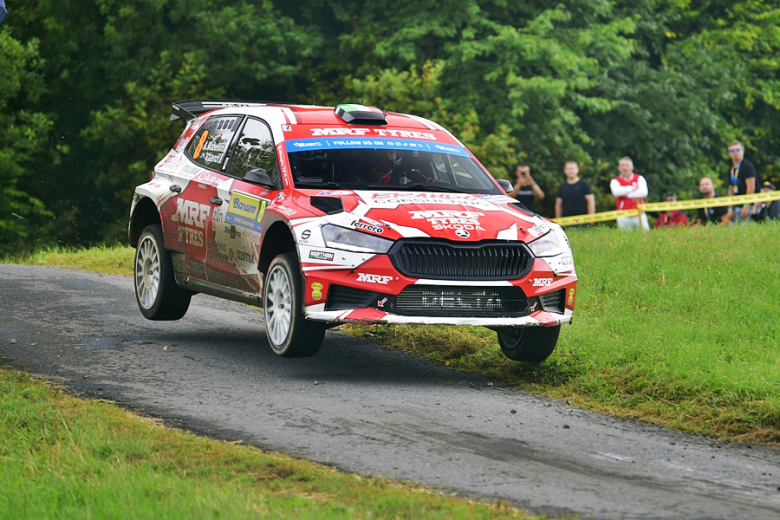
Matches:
[[528, 231, 564, 257], [321, 224, 393, 254]]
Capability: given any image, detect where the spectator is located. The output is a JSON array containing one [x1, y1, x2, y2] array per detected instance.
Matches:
[[653, 192, 689, 228], [555, 161, 595, 220], [695, 176, 731, 225], [610, 157, 649, 230], [726, 141, 759, 224], [508, 164, 544, 213], [753, 181, 780, 223]]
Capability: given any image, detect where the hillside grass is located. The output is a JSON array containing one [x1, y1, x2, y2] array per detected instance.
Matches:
[[4, 224, 780, 443], [0, 369, 535, 519]]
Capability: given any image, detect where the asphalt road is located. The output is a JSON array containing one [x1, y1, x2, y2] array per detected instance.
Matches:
[[2, 264, 780, 519]]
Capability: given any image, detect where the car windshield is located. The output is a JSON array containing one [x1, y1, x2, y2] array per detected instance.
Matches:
[[287, 147, 502, 194]]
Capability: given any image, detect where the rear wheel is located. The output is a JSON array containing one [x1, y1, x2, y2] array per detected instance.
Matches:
[[263, 253, 325, 357], [496, 325, 561, 362], [134, 224, 191, 320]]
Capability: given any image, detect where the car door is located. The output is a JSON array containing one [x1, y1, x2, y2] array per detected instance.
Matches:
[[165, 114, 243, 281], [207, 117, 281, 294]]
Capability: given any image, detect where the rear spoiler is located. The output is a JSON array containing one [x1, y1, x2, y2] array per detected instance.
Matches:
[[169, 99, 295, 122]]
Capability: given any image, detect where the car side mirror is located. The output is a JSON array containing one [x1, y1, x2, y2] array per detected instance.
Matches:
[[244, 169, 277, 189], [497, 179, 513, 193]]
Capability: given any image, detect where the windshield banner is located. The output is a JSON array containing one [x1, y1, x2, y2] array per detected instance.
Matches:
[[285, 137, 470, 157]]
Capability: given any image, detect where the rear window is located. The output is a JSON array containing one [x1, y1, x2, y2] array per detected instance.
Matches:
[[186, 116, 243, 170]]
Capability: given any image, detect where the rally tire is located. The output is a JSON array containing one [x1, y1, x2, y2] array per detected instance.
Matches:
[[263, 253, 325, 357], [496, 325, 561, 362], [134, 224, 191, 320]]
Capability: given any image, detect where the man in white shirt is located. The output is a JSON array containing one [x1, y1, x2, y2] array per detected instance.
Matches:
[[610, 156, 649, 230]]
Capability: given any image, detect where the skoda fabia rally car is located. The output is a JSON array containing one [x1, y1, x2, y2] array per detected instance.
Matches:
[[129, 101, 577, 361]]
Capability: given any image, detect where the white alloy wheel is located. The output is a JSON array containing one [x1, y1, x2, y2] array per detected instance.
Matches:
[[135, 234, 161, 309], [265, 264, 293, 349]]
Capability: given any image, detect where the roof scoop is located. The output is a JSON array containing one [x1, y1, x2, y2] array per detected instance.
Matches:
[[335, 104, 387, 125]]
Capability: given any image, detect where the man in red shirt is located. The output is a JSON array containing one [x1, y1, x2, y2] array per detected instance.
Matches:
[[610, 156, 649, 230], [653, 192, 689, 228]]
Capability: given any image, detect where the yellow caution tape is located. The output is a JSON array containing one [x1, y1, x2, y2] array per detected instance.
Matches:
[[552, 191, 780, 227]]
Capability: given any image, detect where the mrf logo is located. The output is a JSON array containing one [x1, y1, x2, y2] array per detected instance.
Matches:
[[532, 278, 553, 287], [357, 273, 393, 285], [175, 199, 211, 229]]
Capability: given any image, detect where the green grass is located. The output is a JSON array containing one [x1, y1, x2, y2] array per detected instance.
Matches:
[[3, 244, 135, 276], [5, 224, 780, 444], [347, 223, 780, 444], [0, 369, 536, 519]]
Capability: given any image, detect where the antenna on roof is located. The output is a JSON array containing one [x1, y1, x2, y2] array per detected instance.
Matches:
[[361, 99, 364, 104], [312, 94, 315, 106]]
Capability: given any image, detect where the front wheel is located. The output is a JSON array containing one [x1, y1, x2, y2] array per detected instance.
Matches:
[[263, 253, 325, 357], [496, 325, 561, 362], [134, 224, 191, 320]]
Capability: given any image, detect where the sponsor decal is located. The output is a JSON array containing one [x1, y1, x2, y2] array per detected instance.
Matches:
[[356, 273, 393, 284], [208, 239, 227, 254], [368, 192, 493, 207], [273, 205, 296, 217], [286, 138, 468, 157], [225, 191, 268, 233], [282, 124, 292, 132], [529, 301, 538, 312], [528, 222, 551, 238], [309, 250, 334, 261], [174, 200, 211, 232], [194, 171, 222, 185], [225, 224, 242, 240], [409, 210, 485, 231], [300, 229, 312, 241], [276, 143, 291, 185], [178, 163, 205, 178], [274, 193, 286, 203], [561, 254, 574, 266], [316, 190, 353, 196], [229, 248, 254, 264], [179, 227, 204, 247], [455, 229, 470, 238], [155, 171, 175, 182], [342, 219, 384, 234], [207, 250, 228, 268], [568, 288, 575, 306], [532, 278, 553, 287], [311, 282, 323, 300], [188, 261, 206, 277], [377, 297, 388, 308], [309, 128, 436, 140]]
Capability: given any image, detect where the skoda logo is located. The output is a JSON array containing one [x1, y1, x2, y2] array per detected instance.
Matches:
[[455, 229, 470, 238]]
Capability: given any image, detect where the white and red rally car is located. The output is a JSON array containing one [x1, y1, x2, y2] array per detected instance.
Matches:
[[129, 101, 577, 361]]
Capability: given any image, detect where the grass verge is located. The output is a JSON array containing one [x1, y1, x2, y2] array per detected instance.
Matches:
[[3, 244, 135, 276], [0, 369, 535, 519], [5, 224, 779, 444]]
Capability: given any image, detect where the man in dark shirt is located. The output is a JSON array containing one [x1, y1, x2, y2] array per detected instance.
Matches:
[[555, 161, 595, 219], [726, 140, 759, 224], [695, 176, 731, 225], [508, 164, 544, 213], [754, 181, 780, 223]]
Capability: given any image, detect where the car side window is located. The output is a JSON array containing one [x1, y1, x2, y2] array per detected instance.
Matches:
[[186, 116, 243, 170], [228, 118, 279, 182]]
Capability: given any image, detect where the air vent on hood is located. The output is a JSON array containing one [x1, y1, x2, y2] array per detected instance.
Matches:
[[310, 197, 344, 215]]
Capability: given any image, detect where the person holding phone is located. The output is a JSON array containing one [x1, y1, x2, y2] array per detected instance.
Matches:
[[508, 164, 544, 213]]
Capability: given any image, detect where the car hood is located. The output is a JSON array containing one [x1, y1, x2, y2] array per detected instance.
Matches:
[[304, 190, 550, 243]]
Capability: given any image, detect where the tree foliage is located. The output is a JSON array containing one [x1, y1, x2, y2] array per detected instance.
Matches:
[[2, 0, 780, 247]]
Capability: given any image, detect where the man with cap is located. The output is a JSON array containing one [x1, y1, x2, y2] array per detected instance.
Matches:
[[753, 181, 780, 223], [653, 192, 689, 228]]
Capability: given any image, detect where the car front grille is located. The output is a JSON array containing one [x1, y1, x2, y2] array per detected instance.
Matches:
[[395, 285, 528, 317], [389, 240, 533, 280], [539, 289, 565, 314]]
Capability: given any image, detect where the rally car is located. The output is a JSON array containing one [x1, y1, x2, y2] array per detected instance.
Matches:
[[129, 100, 577, 361]]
